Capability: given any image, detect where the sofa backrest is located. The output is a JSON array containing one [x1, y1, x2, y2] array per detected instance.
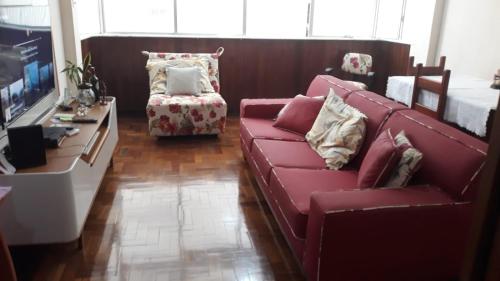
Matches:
[[381, 110, 487, 201], [306, 75, 360, 99], [344, 91, 407, 168]]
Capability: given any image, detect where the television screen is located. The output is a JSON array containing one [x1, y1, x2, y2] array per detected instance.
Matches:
[[0, 1, 55, 123]]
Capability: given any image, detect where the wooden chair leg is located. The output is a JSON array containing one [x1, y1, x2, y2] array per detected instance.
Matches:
[[0, 233, 17, 281]]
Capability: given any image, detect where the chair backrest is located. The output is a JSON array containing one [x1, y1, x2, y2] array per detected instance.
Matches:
[[407, 56, 446, 76], [410, 64, 451, 121]]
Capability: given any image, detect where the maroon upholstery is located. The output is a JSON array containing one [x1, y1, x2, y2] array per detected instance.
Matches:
[[380, 110, 487, 201], [357, 129, 401, 188], [269, 168, 358, 240], [305, 75, 359, 99], [273, 95, 324, 135], [240, 98, 291, 119], [239, 75, 488, 281], [303, 186, 469, 281], [240, 118, 305, 152], [344, 91, 406, 168], [251, 139, 325, 184]]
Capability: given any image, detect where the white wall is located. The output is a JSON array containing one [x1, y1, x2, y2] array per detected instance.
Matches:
[[436, 0, 500, 80], [49, 0, 81, 97]]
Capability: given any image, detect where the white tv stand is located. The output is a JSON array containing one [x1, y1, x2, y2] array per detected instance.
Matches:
[[0, 98, 118, 246]]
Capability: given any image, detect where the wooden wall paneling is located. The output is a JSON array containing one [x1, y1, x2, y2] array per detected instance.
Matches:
[[81, 37, 410, 116]]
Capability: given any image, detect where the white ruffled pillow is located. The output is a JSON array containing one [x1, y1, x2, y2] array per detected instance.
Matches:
[[165, 67, 201, 96]]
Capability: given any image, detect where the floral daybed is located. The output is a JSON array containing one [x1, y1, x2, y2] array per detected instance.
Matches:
[[143, 48, 227, 136]]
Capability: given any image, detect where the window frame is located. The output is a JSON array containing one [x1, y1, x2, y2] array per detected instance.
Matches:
[[93, 0, 409, 40]]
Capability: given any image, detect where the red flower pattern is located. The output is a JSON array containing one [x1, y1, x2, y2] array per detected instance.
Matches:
[[148, 108, 156, 117], [169, 104, 181, 114], [209, 110, 216, 119], [350, 57, 360, 69]]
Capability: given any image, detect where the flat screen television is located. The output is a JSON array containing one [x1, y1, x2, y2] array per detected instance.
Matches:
[[0, 1, 55, 124]]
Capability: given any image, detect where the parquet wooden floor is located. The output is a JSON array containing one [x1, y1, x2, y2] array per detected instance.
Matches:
[[10, 117, 305, 281]]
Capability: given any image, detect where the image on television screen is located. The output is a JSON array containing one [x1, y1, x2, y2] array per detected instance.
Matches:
[[0, 1, 55, 124], [0, 86, 10, 122], [39, 64, 50, 92], [8, 79, 25, 118], [24, 61, 40, 106]]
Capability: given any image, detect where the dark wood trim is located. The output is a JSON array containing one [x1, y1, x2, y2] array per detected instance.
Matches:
[[411, 64, 450, 121], [407, 56, 446, 76], [81, 36, 410, 116], [461, 98, 500, 281]]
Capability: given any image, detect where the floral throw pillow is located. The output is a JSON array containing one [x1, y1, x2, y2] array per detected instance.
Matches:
[[146, 58, 213, 95], [147, 48, 223, 93], [306, 88, 367, 170], [385, 130, 423, 187]]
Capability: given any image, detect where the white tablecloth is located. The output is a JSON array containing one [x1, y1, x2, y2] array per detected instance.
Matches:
[[386, 75, 499, 137]]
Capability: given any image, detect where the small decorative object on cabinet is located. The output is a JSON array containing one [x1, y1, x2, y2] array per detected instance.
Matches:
[[61, 53, 95, 106]]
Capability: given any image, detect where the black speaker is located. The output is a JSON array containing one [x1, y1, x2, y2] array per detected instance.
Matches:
[[7, 125, 47, 169]]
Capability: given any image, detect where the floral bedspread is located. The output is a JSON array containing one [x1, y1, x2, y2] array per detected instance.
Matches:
[[147, 93, 227, 136]]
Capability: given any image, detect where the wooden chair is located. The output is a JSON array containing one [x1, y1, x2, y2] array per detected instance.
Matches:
[[407, 56, 446, 76], [411, 63, 451, 121]]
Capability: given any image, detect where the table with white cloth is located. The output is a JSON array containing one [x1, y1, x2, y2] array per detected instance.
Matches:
[[386, 75, 499, 137]]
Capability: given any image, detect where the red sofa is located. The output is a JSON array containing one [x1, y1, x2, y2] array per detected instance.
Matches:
[[240, 75, 488, 281]]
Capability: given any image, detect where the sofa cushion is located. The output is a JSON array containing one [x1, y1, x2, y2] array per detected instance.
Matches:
[[306, 90, 367, 170], [305, 75, 360, 99], [344, 91, 406, 168], [386, 130, 423, 187], [381, 110, 487, 200], [274, 95, 325, 135], [251, 139, 325, 184], [240, 118, 305, 152], [358, 129, 401, 188], [269, 167, 359, 239]]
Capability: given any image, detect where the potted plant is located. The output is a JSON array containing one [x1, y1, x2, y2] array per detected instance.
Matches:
[[61, 53, 95, 106]]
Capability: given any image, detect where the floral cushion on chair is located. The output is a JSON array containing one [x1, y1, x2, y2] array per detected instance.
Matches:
[[146, 47, 224, 93], [146, 93, 227, 136], [341, 53, 373, 75], [146, 58, 214, 95]]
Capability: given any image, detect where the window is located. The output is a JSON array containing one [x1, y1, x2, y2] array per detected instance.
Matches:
[[76, 0, 437, 61], [312, 0, 377, 38], [375, 0, 405, 39], [177, 0, 243, 35], [76, 0, 100, 35], [246, 0, 310, 38], [103, 0, 175, 33], [401, 0, 436, 63]]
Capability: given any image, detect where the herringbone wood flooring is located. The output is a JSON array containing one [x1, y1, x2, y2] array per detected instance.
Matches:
[[10, 117, 305, 281]]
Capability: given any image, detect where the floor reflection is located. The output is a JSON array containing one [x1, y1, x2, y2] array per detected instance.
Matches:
[[11, 117, 304, 281]]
